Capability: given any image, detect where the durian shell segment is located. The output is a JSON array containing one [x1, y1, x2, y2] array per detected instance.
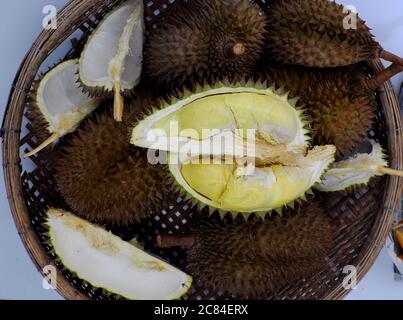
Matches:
[[25, 59, 101, 158], [169, 144, 336, 218], [46, 208, 192, 300], [267, 0, 380, 67], [144, 0, 267, 90], [131, 81, 310, 157], [79, 0, 144, 102], [186, 204, 332, 298], [261, 64, 376, 156], [316, 139, 388, 192], [54, 92, 174, 226]]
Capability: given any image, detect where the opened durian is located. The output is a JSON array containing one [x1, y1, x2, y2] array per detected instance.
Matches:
[[25, 59, 101, 158], [267, 0, 403, 68], [131, 83, 336, 217], [54, 93, 173, 226], [46, 208, 192, 300], [79, 0, 144, 121], [157, 204, 332, 298], [316, 139, 403, 192], [144, 0, 267, 90]]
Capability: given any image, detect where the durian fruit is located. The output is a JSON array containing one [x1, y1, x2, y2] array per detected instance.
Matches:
[[131, 82, 336, 217], [267, 0, 403, 68], [144, 0, 267, 90], [79, 0, 144, 122], [24, 59, 101, 158], [261, 65, 377, 155], [54, 93, 173, 226], [316, 140, 403, 192], [157, 204, 332, 298], [46, 208, 192, 300]]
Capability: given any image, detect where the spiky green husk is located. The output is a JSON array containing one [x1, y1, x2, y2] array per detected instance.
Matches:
[[186, 203, 332, 298], [260, 64, 376, 155], [267, 0, 380, 67], [54, 92, 175, 226], [144, 0, 267, 91]]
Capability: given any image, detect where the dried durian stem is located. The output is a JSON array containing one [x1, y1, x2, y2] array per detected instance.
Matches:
[[156, 234, 195, 248], [224, 42, 246, 59], [24, 132, 59, 158], [380, 50, 403, 67], [113, 82, 124, 122], [365, 63, 403, 91], [378, 166, 403, 177]]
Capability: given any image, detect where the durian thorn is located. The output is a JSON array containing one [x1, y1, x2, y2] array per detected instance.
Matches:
[[378, 166, 403, 177], [156, 234, 195, 248], [113, 81, 124, 122], [224, 42, 246, 59], [24, 132, 59, 158], [365, 63, 403, 91], [380, 50, 403, 67]]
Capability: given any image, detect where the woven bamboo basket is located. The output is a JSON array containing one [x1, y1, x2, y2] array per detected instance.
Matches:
[[2, 0, 403, 300]]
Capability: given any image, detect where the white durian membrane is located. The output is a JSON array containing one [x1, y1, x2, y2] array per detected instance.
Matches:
[[25, 60, 100, 158], [79, 0, 144, 121], [316, 140, 402, 192], [169, 145, 336, 214], [46, 209, 192, 300], [131, 87, 309, 162]]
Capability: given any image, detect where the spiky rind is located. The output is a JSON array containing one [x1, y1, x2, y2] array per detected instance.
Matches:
[[54, 92, 175, 226], [267, 0, 380, 67], [260, 64, 376, 155], [144, 0, 267, 91], [186, 203, 332, 298]]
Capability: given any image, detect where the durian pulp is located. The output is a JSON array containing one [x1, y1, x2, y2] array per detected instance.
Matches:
[[316, 140, 389, 192], [131, 87, 309, 160], [170, 145, 336, 213], [79, 0, 143, 91], [47, 209, 192, 300]]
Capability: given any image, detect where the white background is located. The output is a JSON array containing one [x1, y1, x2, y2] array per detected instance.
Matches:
[[0, 0, 402, 300]]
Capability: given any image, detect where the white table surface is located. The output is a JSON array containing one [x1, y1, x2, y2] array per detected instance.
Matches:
[[0, 0, 402, 300]]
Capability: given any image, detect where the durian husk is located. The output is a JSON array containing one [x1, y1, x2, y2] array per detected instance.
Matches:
[[144, 0, 267, 92], [260, 64, 376, 156], [266, 0, 381, 67], [185, 203, 332, 298], [54, 90, 175, 226]]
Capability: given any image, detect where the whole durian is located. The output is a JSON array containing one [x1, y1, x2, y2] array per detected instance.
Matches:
[[267, 0, 403, 68], [157, 204, 332, 298], [144, 0, 267, 91], [261, 64, 376, 155], [54, 92, 174, 226]]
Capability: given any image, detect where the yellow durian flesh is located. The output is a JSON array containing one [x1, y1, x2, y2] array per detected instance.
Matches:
[[131, 86, 309, 158], [171, 145, 336, 213]]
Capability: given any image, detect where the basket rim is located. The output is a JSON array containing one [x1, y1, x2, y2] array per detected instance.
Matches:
[[2, 0, 403, 300]]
